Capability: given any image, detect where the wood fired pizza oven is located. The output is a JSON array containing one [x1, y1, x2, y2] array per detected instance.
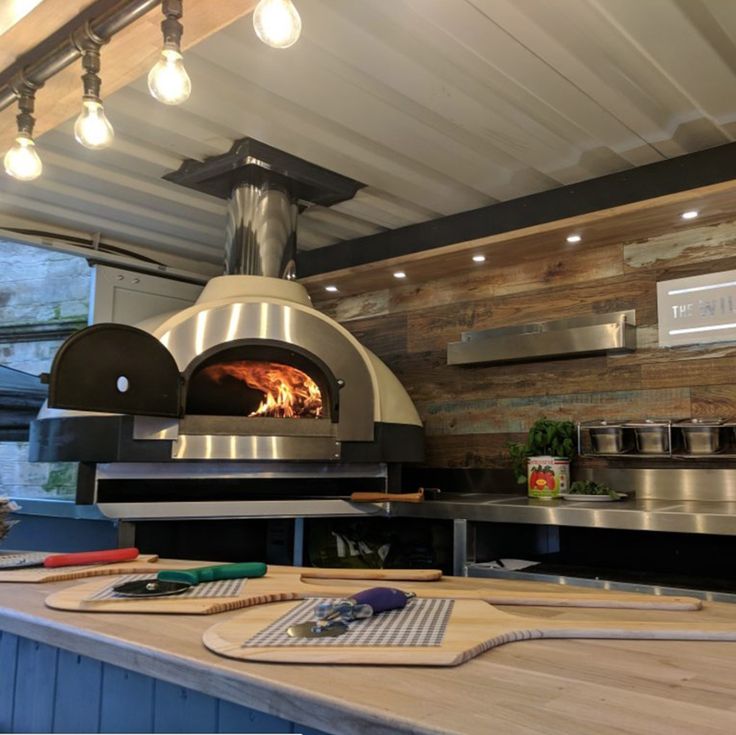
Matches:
[[32, 275, 423, 464], [28, 139, 423, 518]]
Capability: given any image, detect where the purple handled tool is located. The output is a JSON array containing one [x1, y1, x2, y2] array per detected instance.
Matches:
[[286, 587, 415, 638]]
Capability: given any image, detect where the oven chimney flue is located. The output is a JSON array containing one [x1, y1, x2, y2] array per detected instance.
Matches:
[[164, 137, 364, 278], [225, 182, 297, 279]]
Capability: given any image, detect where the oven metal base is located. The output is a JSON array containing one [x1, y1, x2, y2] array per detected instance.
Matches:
[[88, 461, 400, 520], [95, 499, 388, 521], [29, 415, 424, 463]]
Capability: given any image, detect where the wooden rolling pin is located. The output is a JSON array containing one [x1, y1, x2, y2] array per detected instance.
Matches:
[[350, 489, 424, 503]]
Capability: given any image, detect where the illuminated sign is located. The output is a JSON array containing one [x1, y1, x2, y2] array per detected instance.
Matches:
[[657, 270, 736, 347]]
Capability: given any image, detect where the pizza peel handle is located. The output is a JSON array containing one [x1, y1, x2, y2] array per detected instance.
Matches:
[[158, 562, 267, 586], [43, 547, 140, 568]]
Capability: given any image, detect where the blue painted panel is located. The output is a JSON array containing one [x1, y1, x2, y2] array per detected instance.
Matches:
[[0, 631, 19, 732], [12, 638, 58, 733], [53, 650, 102, 733], [153, 681, 217, 733], [99, 663, 155, 733], [0, 634, 334, 735], [217, 698, 293, 733], [2, 515, 118, 552]]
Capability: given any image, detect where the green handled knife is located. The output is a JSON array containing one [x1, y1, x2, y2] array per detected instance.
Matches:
[[112, 562, 267, 597]]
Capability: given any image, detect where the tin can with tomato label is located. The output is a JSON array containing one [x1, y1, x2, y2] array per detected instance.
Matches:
[[527, 456, 569, 499]]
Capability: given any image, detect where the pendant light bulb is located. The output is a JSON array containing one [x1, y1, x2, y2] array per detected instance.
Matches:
[[148, 48, 191, 105], [4, 132, 42, 181], [74, 99, 114, 150], [253, 0, 302, 49]]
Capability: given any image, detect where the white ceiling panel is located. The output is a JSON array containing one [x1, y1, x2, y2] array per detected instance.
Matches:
[[0, 0, 735, 274]]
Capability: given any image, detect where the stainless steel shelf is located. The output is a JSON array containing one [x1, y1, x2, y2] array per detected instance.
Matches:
[[96, 499, 388, 521], [394, 493, 736, 535], [448, 310, 636, 366], [580, 453, 736, 459]]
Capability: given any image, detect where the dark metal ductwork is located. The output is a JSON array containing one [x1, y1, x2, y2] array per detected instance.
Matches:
[[164, 137, 364, 278], [225, 184, 297, 279]]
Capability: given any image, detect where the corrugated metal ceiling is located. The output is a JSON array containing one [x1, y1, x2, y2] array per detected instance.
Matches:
[[2, 0, 736, 274]]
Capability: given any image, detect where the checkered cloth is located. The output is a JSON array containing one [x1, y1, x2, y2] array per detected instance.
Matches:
[[244, 597, 454, 647], [86, 573, 247, 600], [0, 552, 48, 569]]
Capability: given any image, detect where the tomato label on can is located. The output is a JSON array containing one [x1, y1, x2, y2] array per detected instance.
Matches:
[[527, 456, 570, 498]]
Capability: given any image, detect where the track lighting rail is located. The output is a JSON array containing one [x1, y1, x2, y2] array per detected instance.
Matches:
[[0, 0, 160, 111], [0, 0, 303, 181]]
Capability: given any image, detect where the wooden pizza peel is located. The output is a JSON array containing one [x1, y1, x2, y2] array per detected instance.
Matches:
[[0, 554, 161, 583], [45, 565, 702, 614], [203, 598, 736, 667]]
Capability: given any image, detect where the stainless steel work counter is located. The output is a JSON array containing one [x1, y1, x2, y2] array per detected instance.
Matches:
[[395, 493, 736, 535]]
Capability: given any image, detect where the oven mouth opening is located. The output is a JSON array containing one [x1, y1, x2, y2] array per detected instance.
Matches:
[[190, 359, 323, 419], [184, 343, 339, 422]]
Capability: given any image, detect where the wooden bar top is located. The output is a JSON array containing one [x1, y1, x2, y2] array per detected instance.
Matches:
[[2, 567, 736, 735]]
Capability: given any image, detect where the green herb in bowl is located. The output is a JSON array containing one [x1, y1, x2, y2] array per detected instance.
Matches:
[[568, 480, 620, 499]]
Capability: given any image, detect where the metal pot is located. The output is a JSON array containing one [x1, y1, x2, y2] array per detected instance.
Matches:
[[626, 419, 671, 454], [676, 419, 723, 455], [585, 421, 626, 454]]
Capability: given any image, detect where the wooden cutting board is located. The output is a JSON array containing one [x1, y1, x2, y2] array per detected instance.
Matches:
[[44, 567, 702, 615], [297, 567, 442, 581], [0, 554, 160, 583], [203, 599, 736, 667]]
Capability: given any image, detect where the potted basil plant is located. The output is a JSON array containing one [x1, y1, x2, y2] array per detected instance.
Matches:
[[507, 418, 576, 499]]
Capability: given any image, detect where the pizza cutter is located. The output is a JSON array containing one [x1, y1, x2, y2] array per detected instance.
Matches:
[[112, 561, 267, 597], [286, 587, 415, 638]]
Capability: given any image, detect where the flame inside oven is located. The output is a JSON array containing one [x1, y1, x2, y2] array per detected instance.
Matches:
[[197, 360, 323, 418]]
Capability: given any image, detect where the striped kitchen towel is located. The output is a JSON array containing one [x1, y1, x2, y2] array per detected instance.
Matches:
[[86, 573, 247, 600]]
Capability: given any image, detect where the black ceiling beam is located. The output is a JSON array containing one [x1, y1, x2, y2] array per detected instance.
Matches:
[[296, 141, 736, 277]]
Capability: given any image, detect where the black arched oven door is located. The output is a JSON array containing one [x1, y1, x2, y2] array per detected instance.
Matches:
[[47, 323, 182, 417]]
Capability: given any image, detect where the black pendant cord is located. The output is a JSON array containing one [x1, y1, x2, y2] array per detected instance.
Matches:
[[73, 23, 107, 104], [160, 0, 184, 52], [13, 87, 36, 138]]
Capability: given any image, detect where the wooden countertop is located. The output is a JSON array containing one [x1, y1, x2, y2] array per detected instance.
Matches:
[[2, 568, 736, 735]]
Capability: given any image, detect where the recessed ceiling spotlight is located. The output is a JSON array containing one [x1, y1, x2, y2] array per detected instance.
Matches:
[[472, 254, 486, 263], [681, 210, 699, 220], [324, 285, 338, 293], [393, 271, 407, 279], [566, 234, 582, 244]]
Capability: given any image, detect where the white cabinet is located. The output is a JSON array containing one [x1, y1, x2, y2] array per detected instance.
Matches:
[[89, 265, 203, 326]]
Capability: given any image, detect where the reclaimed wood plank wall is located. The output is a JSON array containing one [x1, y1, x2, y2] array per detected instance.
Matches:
[[312, 219, 736, 468]]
